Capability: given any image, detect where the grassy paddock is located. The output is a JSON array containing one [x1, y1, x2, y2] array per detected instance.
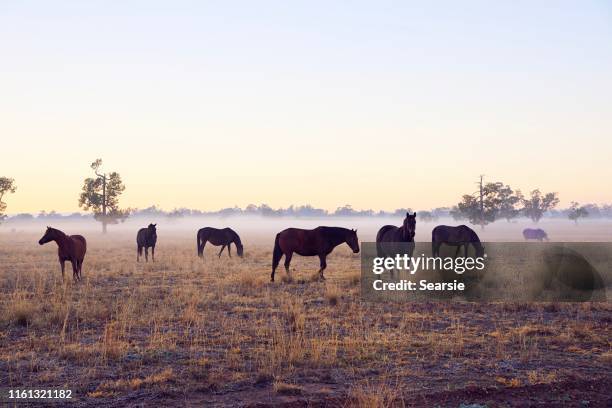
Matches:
[[0, 232, 610, 406]]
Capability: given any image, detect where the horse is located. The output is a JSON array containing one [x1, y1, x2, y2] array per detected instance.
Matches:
[[271, 226, 359, 282], [432, 225, 485, 258], [376, 212, 417, 257], [523, 228, 549, 241], [38, 227, 87, 281], [197, 227, 243, 258], [137, 223, 157, 262]]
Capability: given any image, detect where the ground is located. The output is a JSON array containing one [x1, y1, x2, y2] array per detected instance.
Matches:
[[0, 230, 610, 407]]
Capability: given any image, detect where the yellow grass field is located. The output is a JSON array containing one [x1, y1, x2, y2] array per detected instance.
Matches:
[[1, 229, 611, 407]]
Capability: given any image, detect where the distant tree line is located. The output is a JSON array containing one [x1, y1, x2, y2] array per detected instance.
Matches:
[[449, 178, 607, 225], [2, 170, 610, 227], [5, 202, 612, 223]]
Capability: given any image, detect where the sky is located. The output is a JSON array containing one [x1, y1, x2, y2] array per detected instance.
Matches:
[[1, 1, 611, 214]]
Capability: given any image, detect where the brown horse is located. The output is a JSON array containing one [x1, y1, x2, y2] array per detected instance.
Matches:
[[271, 226, 359, 282], [432, 225, 485, 257], [197, 227, 243, 258], [38, 227, 87, 281], [376, 212, 416, 257], [137, 223, 157, 262]]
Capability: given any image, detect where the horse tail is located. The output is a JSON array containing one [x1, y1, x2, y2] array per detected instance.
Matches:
[[431, 227, 437, 256], [375, 228, 385, 257], [197, 230, 203, 257], [271, 233, 283, 280]]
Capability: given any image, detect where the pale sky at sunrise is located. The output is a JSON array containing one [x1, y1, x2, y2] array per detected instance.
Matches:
[[1, 1, 611, 214]]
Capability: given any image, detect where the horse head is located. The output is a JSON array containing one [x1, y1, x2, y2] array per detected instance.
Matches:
[[347, 229, 360, 253], [403, 212, 416, 241], [148, 223, 157, 236], [38, 226, 55, 245], [236, 242, 244, 257]]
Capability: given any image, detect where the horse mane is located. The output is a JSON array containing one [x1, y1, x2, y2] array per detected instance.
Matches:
[[468, 228, 481, 243], [231, 229, 242, 245], [48, 227, 66, 238], [318, 226, 352, 243]]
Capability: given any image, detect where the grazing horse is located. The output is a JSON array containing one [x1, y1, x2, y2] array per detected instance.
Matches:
[[271, 226, 360, 282], [38, 227, 87, 281], [523, 228, 549, 241], [432, 225, 485, 258], [376, 212, 417, 257], [197, 227, 244, 258], [137, 223, 157, 262]]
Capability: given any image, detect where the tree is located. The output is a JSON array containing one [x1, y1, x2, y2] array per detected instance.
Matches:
[[521, 189, 559, 223], [568, 201, 588, 224], [0, 177, 17, 223], [79, 159, 129, 233], [451, 181, 522, 226], [452, 194, 496, 226], [418, 211, 438, 223], [491, 183, 523, 222]]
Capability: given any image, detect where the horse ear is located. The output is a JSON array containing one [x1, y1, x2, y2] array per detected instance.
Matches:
[[406, 212, 409, 217], [413, 212, 417, 217]]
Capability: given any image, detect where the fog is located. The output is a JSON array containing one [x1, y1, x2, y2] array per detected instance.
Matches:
[[2, 216, 612, 243]]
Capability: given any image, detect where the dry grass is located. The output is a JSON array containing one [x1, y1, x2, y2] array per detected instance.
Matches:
[[273, 380, 303, 395], [0, 232, 610, 406]]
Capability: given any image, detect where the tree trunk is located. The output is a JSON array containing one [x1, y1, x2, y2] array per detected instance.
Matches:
[[102, 174, 107, 234]]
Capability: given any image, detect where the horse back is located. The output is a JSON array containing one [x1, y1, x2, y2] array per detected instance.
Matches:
[[376, 225, 397, 242], [200, 227, 236, 245], [278, 228, 318, 255], [433, 225, 478, 243]]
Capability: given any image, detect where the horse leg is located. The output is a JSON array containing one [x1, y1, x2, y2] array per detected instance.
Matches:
[[60, 259, 65, 280], [152, 245, 155, 262], [272, 252, 283, 282], [318, 255, 327, 281], [464, 244, 469, 258], [200, 241, 207, 258], [145, 247, 149, 262], [432, 242, 440, 257], [71, 259, 79, 282], [78, 259, 84, 280], [227, 244, 231, 258], [284, 252, 293, 277], [218, 245, 225, 258], [454, 245, 461, 258], [137, 246, 140, 262]]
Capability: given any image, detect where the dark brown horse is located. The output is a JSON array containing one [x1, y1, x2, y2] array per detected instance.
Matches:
[[38, 227, 87, 281], [432, 225, 485, 257], [197, 227, 243, 258], [137, 223, 157, 262], [271, 226, 359, 282], [376, 212, 417, 257]]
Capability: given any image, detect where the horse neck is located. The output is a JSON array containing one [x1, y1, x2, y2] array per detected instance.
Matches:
[[50, 229, 68, 246], [400, 225, 412, 241], [469, 230, 481, 243], [328, 228, 350, 247]]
